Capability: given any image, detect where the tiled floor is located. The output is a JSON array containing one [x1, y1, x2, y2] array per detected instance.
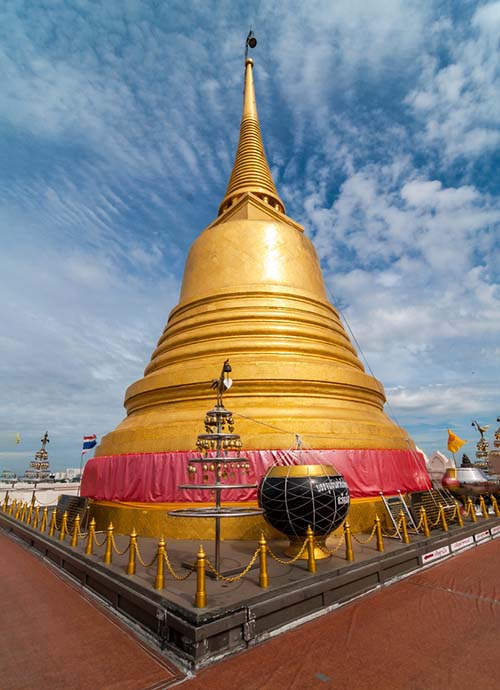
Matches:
[[0, 532, 183, 690]]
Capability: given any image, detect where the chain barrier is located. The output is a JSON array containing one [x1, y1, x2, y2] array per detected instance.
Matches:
[[92, 532, 107, 548], [267, 536, 308, 565], [382, 516, 403, 538], [427, 510, 444, 529], [134, 542, 158, 568], [351, 523, 377, 545], [317, 530, 346, 556], [111, 534, 130, 556], [414, 513, 424, 532], [163, 551, 194, 581], [206, 547, 260, 583]]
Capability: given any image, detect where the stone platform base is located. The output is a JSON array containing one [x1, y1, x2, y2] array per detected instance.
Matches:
[[1, 509, 497, 669]]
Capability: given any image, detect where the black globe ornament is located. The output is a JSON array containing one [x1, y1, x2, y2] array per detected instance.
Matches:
[[258, 464, 350, 559]]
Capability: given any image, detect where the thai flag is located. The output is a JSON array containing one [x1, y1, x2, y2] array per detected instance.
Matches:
[[82, 434, 97, 455]]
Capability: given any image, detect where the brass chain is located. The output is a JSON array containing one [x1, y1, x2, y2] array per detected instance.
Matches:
[[428, 510, 444, 528], [205, 547, 260, 583], [382, 516, 403, 538], [317, 530, 346, 555], [92, 532, 107, 548], [111, 534, 130, 556], [134, 543, 158, 568], [163, 551, 194, 581], [351, 523, 377, 545], [267, 537, 308, 565]]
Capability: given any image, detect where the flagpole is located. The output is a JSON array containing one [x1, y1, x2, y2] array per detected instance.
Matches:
[[78, 451, 84, 497]]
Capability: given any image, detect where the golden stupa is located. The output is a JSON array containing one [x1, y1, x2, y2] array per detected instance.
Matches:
[[82, 54, 430, 536]]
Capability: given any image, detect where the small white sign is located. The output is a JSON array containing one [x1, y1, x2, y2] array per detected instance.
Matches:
[[490, 525, 500, 539], [450, 536, 474, 553], [421, 545, 450, 565], [474, 529, 491, 543]]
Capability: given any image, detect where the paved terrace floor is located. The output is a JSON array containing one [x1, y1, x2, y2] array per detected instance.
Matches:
[[2, 528, 500, 689], [0, 531, 183, 690]]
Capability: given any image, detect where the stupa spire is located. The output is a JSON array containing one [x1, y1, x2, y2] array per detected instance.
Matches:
[[218, 57, 285, 216]]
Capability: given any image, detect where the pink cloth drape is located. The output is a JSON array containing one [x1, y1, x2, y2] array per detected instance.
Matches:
[[81, 448, 431, 502]]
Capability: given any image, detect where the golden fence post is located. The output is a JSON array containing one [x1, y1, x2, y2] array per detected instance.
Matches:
[[420, 506, 430, 538], [306, 525, 317, 573], [344, 521, 354, 561], [455, 502, 464, 528], [127, 529, 137, 575], [32, 505, 40, 528], [375, 515, 384, 552], [20, 502, 28, 522], [439, 505, 448, 533], [59, 511, 68, 541], [48, 508, 57, 536], [258, 532, 269, 588], [468, 498, 477, 523], [71, 514, 80, 547], [85, 518, 96, 555], [194, 545, 207, 608], [104, 523, 114, 564], [8, 498, 16, 516], [399, 511, 410, 544], [479, 495, 489, 519], [154, 537, 166, 590], [26, 502, 33, 525], [15, 501, 23, 520], [40, 507, 48, 533], [491, 494, 500, 518], [2, 492, 8, 512]]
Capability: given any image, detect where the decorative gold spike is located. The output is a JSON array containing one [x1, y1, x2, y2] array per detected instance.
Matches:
[[218, 58, 284, 215]]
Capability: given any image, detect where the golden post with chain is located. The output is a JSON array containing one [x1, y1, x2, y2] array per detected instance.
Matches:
[[455, 502, 464, 528], [32, 505, 40, 528], [71, 514, 80, 547], [306, 525, 317, 573], [468, 498, 477, 523], [127, 529, 137, 575], [258, 532, 269, 588], [375, 515, 384, 552], [104, 523, 114, 564], [420, 506, 431, 537], [344, 521, 354, 561], [490, 494, 500, 518], [48, 508, 57, 536], [40, 507, 48, 533], [59, 511, 68, 541], [154, 537, 166, 590], [399, 511, 410, 544], [479, 495, 489, 519], [195, 545, 207, 608], [85, 518, 96, 555], [438, 505, 448, 533]]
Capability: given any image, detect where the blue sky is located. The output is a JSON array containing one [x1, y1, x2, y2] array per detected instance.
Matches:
[[1, 0, 499, 474]]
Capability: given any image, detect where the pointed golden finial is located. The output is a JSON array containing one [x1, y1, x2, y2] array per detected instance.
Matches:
[[218, 33, 285, 216]]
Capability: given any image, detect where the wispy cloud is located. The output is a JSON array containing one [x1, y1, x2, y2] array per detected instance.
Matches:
[[0, 1, 499, 472]]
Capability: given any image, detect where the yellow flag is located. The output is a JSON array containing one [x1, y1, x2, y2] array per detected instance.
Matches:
[[15, 432, 21, 444], [448, 429, 467, 453]]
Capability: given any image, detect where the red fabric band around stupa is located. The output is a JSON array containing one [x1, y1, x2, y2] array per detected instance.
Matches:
[[81, 448, 431, 503]]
